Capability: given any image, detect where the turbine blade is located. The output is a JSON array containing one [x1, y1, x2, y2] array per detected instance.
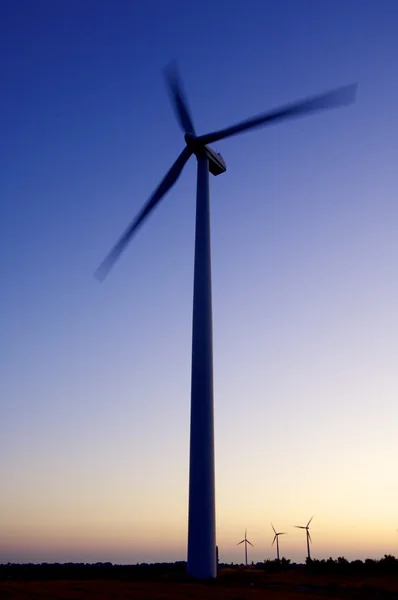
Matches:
[[307, 516, 314, 527], [295, 526, 306, 529], [95, 147, 191, 281], [237, 540, 244, 545], [272, 534, 276, 546], [279, 532, 287, 535], [198, 83, 357, 145], [164, 61, 196, 135], [271, 523, 277, 534], [247, 541, 254, 547], [308, 531, 313, 543]]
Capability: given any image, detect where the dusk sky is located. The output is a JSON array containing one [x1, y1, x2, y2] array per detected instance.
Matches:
[[1, 0, 398, 565]]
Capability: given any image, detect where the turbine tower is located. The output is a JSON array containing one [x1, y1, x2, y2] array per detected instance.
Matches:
[[271, 524, 286, 561], [237, 529, 254, 567], [295, 516, 314, 561], [95, 63, 356, 579]]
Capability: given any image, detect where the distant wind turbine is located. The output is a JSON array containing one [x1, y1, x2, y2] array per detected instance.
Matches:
[[295, 516, 314, 561], [237, 529, 254, 566], [271, 524, 286, 561]]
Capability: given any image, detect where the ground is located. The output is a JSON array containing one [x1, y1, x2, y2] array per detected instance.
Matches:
[[1, 568, 398, 599]]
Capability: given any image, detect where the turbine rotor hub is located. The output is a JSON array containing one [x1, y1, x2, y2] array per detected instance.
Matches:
[[184, 132, 204, 156], [184, 132, 198, 146], [184, 132, 227, 175]]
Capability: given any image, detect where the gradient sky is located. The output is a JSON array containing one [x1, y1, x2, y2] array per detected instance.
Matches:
[[1, 0, 398, 565]]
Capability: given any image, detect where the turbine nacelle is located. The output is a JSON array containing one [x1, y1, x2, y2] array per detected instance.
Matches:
[[184, 132, 227, 176]]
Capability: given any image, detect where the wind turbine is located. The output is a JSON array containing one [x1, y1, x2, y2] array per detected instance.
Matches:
[[295, 516, 314, 561], [95, 62, 357, 579], [271, 524, 286, 561], [237, 529, 254, 567]]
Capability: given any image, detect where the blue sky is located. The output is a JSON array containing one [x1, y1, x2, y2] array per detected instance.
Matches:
[[1, 0, 398, 564]]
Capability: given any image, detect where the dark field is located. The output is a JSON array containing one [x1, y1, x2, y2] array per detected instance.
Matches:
[[2, 568, 398, 599]]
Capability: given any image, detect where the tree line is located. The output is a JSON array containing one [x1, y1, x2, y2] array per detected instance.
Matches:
[[2, 555, 398, 581]]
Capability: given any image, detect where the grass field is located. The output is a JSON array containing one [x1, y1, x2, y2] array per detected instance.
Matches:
[[2, 568, 398, 599]]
